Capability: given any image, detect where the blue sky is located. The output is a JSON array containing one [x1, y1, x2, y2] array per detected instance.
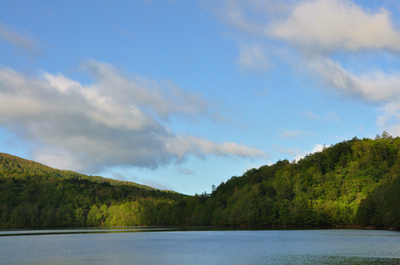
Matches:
[[1, 0, 400, 195]]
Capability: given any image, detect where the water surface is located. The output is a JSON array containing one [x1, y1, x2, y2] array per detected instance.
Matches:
[[1, 228, 399, 264]]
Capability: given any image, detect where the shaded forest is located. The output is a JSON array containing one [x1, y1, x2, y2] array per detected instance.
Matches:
[[1, 132, 400, 230]]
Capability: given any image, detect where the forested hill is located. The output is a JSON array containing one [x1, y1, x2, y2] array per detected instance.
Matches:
[[1, 132, 400, 230], [0, 153, 188, 228], [194, 132, 400, 230]]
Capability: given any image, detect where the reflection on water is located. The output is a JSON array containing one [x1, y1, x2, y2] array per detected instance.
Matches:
[[1, 228, 399, 265]]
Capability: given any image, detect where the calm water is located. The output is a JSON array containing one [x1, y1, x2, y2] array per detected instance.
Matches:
[[1, 228, 400, 264]]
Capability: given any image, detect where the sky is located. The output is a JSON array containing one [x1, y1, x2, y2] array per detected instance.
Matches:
[[1, 0, 400, 195]]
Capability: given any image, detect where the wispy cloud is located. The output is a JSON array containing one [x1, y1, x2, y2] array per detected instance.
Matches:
[[210, 0, 291, 34], [0, 61, 267, 173], [206, 0, 291, 71], [0, 21, 41, 56], [237, 43, 270, 72], [208, 0, 400, 135], [301, 110, 341, 123], [305, 57, 400, 134], [307, 57, 400, 103], [111, 26, 135, 39], [280, 129, 311, 139], [174, 167, 196, 175]]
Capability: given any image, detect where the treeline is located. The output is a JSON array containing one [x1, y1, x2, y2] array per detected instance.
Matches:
[[0, 175, 189, 228], [1, 132, 400, 229]]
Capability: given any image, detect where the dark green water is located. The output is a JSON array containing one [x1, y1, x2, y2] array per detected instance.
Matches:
[[1, 228, 399, 264]]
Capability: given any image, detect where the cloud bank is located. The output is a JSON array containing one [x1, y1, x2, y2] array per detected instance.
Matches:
[[0, 60, 266, 172]]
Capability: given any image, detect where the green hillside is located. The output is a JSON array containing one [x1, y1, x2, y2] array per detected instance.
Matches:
[[0, 153, 187, 228], [1, 132, 400, 229], [185, 132, 400, 230]]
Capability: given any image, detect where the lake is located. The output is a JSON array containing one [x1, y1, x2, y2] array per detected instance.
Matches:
[[1, 228, 400, 264]]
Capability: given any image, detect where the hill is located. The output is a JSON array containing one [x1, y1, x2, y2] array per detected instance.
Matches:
[[0, 153, 187, 228], [1, 132, 400, 229], [184, 132, 400, 230]]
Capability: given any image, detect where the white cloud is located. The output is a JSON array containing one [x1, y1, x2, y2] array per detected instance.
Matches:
[[277, 2, 400, 136], [214, 0, 400, 54], [209, 0, 400, 136], [307, 57, 400, 103], [294, 144, 326, 161], [304, 57, 400, 135], [377, 103, 400, 136], [269, 0, 400, 54], [0, 62, 267, 173], [164, 135, 267, 160], [275, 143, 327, 162], [81, 60, 211, 122]]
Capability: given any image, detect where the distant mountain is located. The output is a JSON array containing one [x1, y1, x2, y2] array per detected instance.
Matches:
[[1, 132, 399, 230]]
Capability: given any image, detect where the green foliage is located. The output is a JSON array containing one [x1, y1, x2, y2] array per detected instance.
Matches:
[[356, 171, 400, 229], [183, 132, 400, 229], [1, 132, 400, 229], [0, 153, 187, 229]]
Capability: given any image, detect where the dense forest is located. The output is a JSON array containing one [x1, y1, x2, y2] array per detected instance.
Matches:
[[0, 153, 187, 228], [1, 132, 400, 230]]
